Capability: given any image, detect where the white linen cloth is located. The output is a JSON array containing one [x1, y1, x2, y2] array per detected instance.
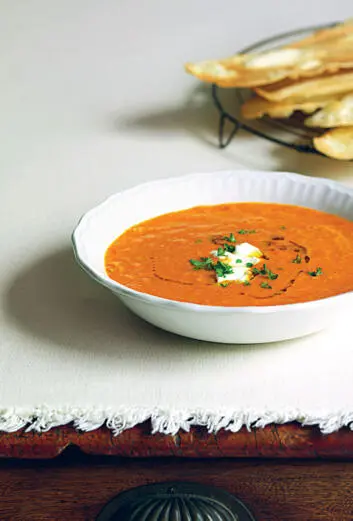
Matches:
[[1, 0, 353, 435]]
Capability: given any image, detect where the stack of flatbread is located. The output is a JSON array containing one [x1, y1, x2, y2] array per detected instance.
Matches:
[[185, 20, 353, 160]]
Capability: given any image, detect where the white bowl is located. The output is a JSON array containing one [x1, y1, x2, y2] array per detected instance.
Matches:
[[72, 170, 353, 344]]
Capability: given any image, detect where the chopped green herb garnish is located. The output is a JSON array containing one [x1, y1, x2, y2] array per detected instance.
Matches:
[[260, 263, 267, 275], [260, 282, 272, 289], [190, 256, 235, 280], [267, 269, 278, 280], [224, 243, 236, 253], [262, 264, 278, 279], [246, 262, 254, 268], [223, 233, 236, 243], [216, 244, 236, 255], [279, 225, 286, 230], [238, 229, 257, 235], [194, 238, 203, 244], [292, 254, 302, 264], [214, 261, 234, 278], [243, 280, 251, 286], [189, 257, 214, 270], [308, 267, 323, 277], [189, 259, 203, 269], [236, 259, 242, 264], [252, 264, 278, 280], [219, 281, 229, 287]]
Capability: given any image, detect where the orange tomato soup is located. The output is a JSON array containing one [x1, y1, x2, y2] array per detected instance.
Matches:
[[105, 203, 353, 306]]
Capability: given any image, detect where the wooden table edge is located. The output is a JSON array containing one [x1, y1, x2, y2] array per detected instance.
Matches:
[[1, 421, 353, 459]]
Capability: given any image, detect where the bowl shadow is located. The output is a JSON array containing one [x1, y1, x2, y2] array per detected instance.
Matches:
[[3, 248, 192, 355], [3, 247, 292, 361]]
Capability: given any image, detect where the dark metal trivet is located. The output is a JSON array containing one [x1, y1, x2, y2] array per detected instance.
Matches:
[[96, 481, 257, 521], [212, 21, 340, 154]]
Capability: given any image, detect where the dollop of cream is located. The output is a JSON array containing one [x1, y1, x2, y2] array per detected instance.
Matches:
[[212, 242, 263, 283]]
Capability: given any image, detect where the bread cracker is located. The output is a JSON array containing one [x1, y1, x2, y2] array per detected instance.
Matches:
[[305, 93, 353, 127], [290, 19, 353, 48], [255, 70, 353, 102], [241, 94, 339, 119], [313, 127, 353, 159], [185, 21, 353, 88]]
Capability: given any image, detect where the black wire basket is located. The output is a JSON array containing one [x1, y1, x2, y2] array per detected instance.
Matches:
[[212, 22, 340, 155]]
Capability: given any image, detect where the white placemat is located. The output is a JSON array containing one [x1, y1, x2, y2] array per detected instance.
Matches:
[[2, 0, 353, 435]]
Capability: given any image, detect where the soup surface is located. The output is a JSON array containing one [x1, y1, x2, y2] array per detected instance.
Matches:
[[105, 203, 353, 306]]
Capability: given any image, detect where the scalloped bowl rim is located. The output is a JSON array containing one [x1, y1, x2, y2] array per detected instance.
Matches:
[[72, 169, 353, 314]]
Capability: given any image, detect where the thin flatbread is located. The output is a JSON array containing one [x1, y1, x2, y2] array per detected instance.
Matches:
[[255, 70, 353, 102], [313, 127, 353, 159], [185, 21, 353, 88], [241, 94, 340, 119], [290, 19, 353, 48], [305, 93, 353, 127]]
